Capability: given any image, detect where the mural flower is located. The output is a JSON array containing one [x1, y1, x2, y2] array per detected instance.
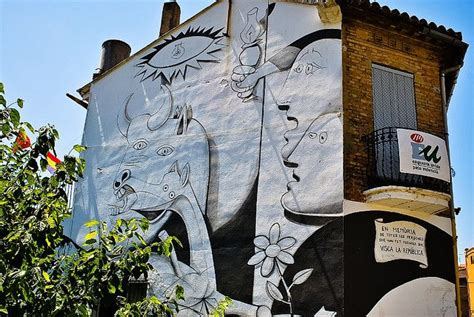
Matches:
[[248, 223, 296, 277]]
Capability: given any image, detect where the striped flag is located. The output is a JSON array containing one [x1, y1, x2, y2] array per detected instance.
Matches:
[[46, 151, 61, 174]]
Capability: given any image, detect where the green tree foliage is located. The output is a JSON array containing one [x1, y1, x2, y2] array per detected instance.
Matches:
[[0, 83, 183, 316], [210, 296, 232, 317]]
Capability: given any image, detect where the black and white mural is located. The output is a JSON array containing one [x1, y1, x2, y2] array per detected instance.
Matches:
[[69, 1, 456, 315]]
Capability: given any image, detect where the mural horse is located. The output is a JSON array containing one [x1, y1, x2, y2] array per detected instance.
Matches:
[[111, 85, 270, 316]]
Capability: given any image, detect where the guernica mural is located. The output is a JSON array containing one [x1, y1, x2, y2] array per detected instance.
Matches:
[[69, 1, 456, 315]]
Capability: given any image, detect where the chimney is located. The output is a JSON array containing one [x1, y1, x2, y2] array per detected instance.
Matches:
[[316, 0, 342, 24], [160, 0, 181, 36], [93, 39, 131, 79]]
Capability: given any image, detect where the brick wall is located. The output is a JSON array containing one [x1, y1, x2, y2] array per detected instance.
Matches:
[[342, 17, 446, 202]]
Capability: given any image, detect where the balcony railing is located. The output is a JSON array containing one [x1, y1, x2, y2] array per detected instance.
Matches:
[[364, 127, 450, 194]]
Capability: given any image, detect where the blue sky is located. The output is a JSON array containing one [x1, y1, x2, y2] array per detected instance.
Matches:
[[1, 0, 472, 262]]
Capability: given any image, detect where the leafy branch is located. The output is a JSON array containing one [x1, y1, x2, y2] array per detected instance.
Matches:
[[0, 83, 182, 316]]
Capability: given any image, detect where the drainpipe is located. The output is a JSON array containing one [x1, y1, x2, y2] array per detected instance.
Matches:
[[441, 63, 463, 317], [441, 64, 462, 109]]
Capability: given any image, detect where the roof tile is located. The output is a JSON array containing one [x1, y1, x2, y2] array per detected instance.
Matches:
[[339, 0, 463, 40]]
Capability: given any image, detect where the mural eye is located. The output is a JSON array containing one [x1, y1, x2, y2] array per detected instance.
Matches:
[[163, 184, 169, 192], [135, 27, 224, 84], [172, 43, 185, 59], [305, 62, 323, 75], [169, 191, 175, 199], [156, 145, 175, 156], [308, 132, 317, 139], [132, 140, 148, 150], [319, 131, 328, 144], [294, 64, 304, 73]]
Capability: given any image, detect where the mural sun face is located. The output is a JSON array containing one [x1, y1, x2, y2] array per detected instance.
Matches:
[[135, 27, 224, 83]]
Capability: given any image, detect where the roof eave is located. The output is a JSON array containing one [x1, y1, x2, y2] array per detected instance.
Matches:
[[77, 0, 222, 103], [338, 0, 468, 108]]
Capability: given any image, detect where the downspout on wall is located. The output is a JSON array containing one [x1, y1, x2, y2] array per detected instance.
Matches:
[[441, 63, 464, 317]]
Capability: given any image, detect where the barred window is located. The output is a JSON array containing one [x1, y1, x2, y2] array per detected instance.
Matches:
[[372, 64, 417, 130], [371, 64, 418, 182]]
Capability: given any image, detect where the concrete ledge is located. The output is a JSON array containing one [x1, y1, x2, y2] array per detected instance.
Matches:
[[363, 185, 451, 215]]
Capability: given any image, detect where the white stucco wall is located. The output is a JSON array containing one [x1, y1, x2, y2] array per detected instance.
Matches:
[[69, 1, 455, 316]]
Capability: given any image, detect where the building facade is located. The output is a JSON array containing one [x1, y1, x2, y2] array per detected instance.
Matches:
[[70, 0, 467, 315], [466, 247, 474, 316]]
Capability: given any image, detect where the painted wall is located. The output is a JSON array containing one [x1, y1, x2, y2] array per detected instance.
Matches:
[[466, 248, 474, 316], [344, 202, 456, 316], [69, 1, 456, 315]]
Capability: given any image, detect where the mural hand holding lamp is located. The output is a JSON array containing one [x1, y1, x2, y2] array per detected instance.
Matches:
[[231, 7, 266, 100], [239, 7, 264, 66], [231, 66, 257, 99]]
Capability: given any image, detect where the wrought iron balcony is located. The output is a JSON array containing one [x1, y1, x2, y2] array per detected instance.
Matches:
[[364, 127, 450, 194]]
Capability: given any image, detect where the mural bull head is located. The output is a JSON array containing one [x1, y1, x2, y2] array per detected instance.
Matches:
[[111, 85, 210, 233]]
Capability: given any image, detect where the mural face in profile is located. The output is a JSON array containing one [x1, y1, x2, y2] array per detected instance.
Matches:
[[71, 1, 457, 316], [281, 113, 343, 216], [274, 38, 343, 216], [278, 39, 342, 156]]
